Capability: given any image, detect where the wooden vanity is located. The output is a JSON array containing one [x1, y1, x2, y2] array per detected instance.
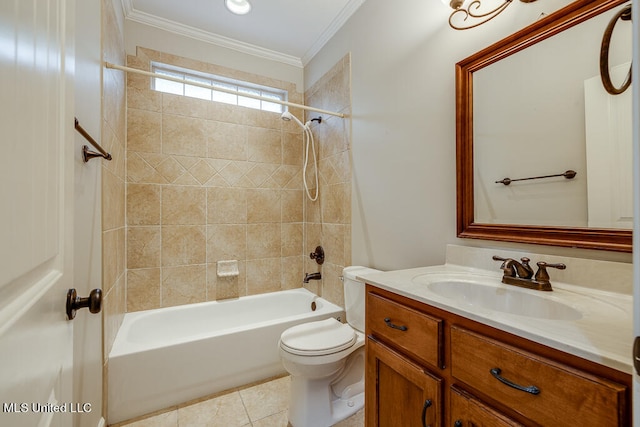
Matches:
[[365, 285, 631, 426]]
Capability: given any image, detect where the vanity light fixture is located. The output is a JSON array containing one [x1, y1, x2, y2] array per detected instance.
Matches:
[[225, 0, 252, 15], [447, 0, 537, 30]]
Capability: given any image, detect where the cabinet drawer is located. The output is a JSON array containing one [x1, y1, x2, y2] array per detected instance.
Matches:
[[366, 291, 443, 368], [451, 326, 627, 426], [450, 386, 524, 427]]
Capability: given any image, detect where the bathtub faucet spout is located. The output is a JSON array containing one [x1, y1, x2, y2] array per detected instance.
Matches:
[[303, 272, 321, 283]]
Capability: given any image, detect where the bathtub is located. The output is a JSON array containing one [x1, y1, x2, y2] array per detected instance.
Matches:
[[107, 288, 344, 424]]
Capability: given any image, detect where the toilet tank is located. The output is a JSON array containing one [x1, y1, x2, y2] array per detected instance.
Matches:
[[342, 266, 381, 333]]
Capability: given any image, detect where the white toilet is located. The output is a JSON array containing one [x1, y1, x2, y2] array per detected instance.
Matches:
[[279, 266, 380, 427]]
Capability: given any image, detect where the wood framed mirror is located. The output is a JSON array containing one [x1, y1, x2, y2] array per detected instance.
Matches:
[[456, 0, 632, 252]]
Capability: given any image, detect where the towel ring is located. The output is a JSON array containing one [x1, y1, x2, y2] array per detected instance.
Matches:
[[599, 4, 632, 95]]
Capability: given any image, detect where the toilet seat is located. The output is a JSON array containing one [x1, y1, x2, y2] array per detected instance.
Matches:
[[280, 318, 356, 356]]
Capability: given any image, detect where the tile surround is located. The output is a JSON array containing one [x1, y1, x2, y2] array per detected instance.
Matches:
[[303, 54, 353, 306], [125, 48, 353, 311], [125, 48, 306, 310], [102, 0, 127, 420]]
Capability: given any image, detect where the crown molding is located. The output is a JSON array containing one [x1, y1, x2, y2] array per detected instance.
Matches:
[[301, 0, 366, 66], [121, 0, 303, 68], [120, 0, 366, 68]]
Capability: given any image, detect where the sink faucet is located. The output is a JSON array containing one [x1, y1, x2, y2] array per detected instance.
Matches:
[[492, 256, 565, 291], [496, 256, 534, 279], [303, 272, 322, 283]]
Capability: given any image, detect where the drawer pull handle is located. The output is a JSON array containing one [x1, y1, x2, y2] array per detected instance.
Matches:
[[384, 317, 408, 331], [421, 399, 432, 427], [490, 368, 540, 395]]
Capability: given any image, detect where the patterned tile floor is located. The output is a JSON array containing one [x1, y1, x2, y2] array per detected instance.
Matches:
[[112, 375, 364, 427]]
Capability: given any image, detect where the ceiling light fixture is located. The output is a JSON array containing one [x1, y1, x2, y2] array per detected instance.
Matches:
[[447, 0, 537, 30], [225, 0, 252, 15]]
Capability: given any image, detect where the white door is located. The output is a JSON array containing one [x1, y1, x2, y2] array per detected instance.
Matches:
[[584, 65, 633, 229], [0, 0, 76, 426], [633, 0, 640, 424]]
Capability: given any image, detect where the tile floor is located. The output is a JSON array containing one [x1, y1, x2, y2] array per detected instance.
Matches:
[[112, 375, 364, 427]]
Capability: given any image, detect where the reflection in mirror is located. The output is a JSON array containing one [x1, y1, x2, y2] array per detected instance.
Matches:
[[473, 4, 632, 228], [456, 0, 633, 251]]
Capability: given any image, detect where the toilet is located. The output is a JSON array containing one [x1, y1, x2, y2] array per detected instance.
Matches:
[[279, 266, 380, 427]]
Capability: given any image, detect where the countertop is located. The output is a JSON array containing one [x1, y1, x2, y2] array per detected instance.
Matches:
[[359, 264, 633, 374]]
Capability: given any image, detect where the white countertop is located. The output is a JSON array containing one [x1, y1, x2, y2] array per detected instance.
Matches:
[[359, 264, 633, 374]]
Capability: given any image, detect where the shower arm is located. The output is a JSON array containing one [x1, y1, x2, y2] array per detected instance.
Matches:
[[105, 62, 345, 119]]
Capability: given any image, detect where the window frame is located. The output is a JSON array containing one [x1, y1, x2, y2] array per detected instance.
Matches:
[[151, 62, 288, 113]]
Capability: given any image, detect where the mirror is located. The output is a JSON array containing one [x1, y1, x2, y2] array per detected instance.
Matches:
[[456, 0, 633, 252]]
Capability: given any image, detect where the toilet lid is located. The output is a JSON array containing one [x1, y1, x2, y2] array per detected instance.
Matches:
[[280, 318, 356, 356]]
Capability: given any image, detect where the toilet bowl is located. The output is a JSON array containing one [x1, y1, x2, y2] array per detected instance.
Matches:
[[279, 266, 380, 427]]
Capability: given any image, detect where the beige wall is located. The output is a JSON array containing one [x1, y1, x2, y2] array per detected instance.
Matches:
[[125, 48, 314, 311]]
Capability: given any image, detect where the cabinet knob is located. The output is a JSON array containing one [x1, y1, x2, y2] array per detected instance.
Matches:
[[454, 421, 463, 427]]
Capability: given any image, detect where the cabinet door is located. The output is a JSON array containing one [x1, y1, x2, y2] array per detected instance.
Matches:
[[366, 337, 442, 427], [450, 387, 524, 427]]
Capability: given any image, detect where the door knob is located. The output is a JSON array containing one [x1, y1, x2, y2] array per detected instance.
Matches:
[[66, 288, 102, 320]]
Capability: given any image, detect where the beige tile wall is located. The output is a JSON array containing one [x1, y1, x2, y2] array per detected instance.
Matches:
[[303, 54, 353, 308], [102, 0, 126, 419], [125, 48, 311, 311]]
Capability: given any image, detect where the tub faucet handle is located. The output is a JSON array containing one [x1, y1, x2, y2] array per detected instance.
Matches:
[[310, 246, 324, 265]]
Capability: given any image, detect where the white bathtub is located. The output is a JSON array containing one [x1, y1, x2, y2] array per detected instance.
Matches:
[[107, 288, 344, 424]]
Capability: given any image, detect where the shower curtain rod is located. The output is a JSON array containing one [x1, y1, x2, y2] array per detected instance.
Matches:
[[105, 62, 345, 119]]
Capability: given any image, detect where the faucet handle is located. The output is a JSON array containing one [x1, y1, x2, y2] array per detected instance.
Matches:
[[310, 246, 324, 265], [534, 261, 566, 284]]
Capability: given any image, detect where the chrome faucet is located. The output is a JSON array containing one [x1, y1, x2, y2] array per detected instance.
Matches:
[[303, 272, 322, 283], [492, 256, 565, 291]]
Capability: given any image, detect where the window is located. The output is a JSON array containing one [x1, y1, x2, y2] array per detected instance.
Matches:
[[152, 62, 287, 113]]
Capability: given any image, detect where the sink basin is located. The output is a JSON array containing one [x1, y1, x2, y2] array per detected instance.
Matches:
[[426, 280, 582, 321]]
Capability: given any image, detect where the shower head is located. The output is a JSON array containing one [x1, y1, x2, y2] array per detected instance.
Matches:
[[280, 111, 306, 129], [280, 111, 292, 121]]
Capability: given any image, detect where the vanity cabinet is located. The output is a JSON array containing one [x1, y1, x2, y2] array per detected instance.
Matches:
[[365, 285, 631, 427], [366, 337, 442, 426]]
